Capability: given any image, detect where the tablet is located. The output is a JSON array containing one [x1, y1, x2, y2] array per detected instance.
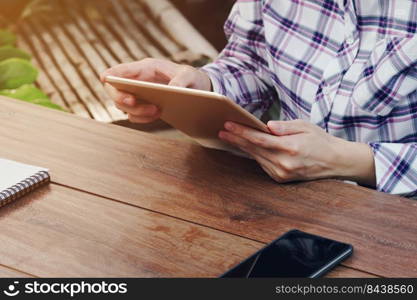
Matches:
[[105, 75, 269, 153]]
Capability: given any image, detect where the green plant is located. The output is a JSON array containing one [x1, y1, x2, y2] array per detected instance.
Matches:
[[0, 29, 16, 45], [0, 58, 38, 89], [0, 45, 31, 61], [0, 84, 63, 110], [0, 83, 47, 101], [0, 29, 64, 111]]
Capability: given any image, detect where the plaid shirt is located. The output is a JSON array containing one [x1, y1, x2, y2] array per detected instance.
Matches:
[[201, 0, 417, 197]]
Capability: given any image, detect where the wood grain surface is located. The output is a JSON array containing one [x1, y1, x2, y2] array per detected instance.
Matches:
[[0, 265, 32, 278], [0, 97, 415, 277], [0, 184, 260, 277], [326, 264, 378, 278], [0, 183, 370, 278]]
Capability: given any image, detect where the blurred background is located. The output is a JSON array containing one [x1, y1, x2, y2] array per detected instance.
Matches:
[[0, 0, 235, 137], [171, 0, 235, 51], [0, 0, 234, 49]]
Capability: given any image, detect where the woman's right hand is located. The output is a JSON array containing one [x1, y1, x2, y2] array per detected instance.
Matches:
[[100, 58, 212, 123]]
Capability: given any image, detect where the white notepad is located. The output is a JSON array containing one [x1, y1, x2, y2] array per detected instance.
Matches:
[[0, 158, 50, 208]]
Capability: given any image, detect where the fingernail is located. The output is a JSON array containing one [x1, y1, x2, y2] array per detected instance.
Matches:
[[123, 97, 134, 106], [148, 106, 158, 115], [218, 131, 227, 139], [225, 122, 235, 131]]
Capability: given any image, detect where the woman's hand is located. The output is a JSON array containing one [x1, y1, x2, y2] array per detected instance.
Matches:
[[100, 58, 212, 123], [219, 119, 376, 187]]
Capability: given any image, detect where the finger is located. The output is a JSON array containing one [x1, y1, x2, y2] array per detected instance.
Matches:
[[224, 122, 275, 148], [168, 66, 195, 88], [151, 60, 179, 83], [219, 131, 296, 182], [251, 154, 291, 183], [267, 119, 310, 136], [128, 112, 161, 124], [218, 130, 252, 150], [234, 144, 292, 183], [169, 68, 213, 91], [101, 59, 179, 83], [115, 102, 159, 117], [224, 122, 294, 152], [219, 130, 274, 160], [101, 62, 143, 82], [104, 83, 136, 106]]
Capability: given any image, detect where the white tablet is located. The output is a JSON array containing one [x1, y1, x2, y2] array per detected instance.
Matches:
[[105, 75, 269, 152]]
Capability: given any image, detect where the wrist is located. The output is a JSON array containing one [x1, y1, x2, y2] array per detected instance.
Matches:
[[332, 138, 376, 187]]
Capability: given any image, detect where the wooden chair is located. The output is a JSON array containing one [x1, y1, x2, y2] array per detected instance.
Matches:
[[17, 0, 218, 123]]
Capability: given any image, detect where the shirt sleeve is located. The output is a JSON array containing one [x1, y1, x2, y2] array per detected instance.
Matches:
[[369, 142, 417, 197], [354, 37, 417, 197], [200, 0, 277, 118]]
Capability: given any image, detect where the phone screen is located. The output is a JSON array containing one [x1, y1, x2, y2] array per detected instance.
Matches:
[[221, 230, 353, 278]]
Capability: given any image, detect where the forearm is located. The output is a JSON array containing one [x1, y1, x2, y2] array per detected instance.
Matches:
[[330, 138, 376, 187]]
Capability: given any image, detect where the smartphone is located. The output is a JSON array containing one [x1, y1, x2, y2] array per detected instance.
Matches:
[[220, 229, 353, 278]]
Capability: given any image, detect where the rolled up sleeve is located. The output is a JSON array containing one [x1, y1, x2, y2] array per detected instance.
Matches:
[[369, 142, 417, 197]]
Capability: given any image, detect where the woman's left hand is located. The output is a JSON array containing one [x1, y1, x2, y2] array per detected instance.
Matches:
[[219, 119, 376, 186]]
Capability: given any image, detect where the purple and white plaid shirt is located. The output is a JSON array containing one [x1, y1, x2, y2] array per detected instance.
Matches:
[[201, 0, 417, 197]]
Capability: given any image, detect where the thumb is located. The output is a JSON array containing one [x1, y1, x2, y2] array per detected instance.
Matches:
[[267, 120, 308, 136], [168, 75, 190, 88], [168, 70, 194, 88]]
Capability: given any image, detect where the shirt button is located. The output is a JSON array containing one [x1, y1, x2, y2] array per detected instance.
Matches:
[[346, 36, 354, 45]]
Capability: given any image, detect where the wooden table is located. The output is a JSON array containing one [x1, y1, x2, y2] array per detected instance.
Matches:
[[0, 97, 416, 278]]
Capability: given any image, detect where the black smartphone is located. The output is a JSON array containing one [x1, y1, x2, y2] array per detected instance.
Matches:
[[220, 229, 353, 278]]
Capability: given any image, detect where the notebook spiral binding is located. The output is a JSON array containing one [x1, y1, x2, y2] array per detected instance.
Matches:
[[0, 171, 50, 208]]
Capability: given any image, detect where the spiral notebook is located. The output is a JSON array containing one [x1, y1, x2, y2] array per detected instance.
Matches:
[[0, 158, 50, 208]]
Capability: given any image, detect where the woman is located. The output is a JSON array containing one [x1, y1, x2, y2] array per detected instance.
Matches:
[[102, 0, 417, 197]]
